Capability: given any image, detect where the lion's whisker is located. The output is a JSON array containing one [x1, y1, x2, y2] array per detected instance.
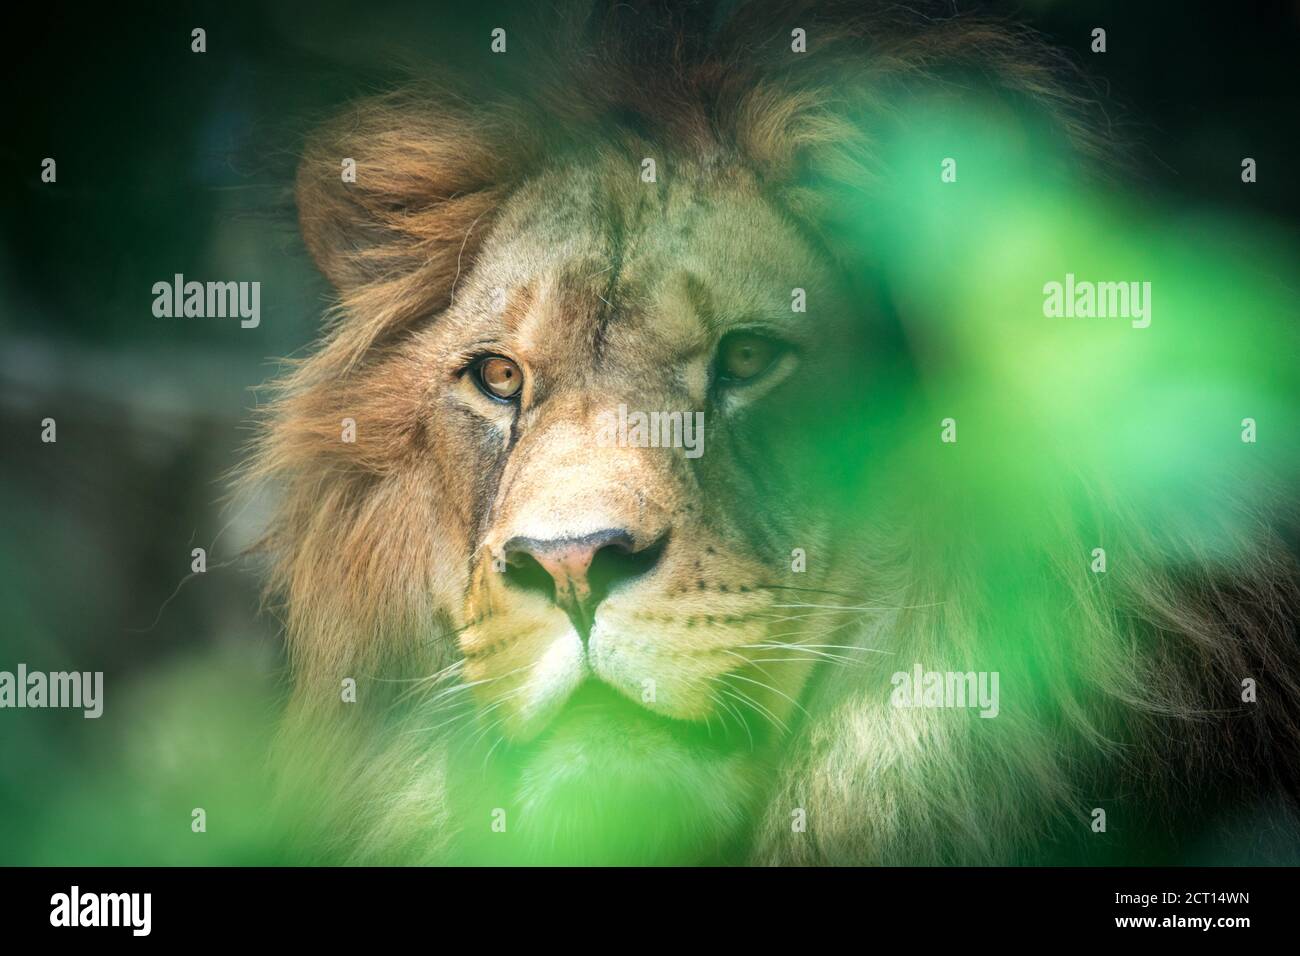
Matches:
[[752, 584, 869, 600], [770, 601, 945, 612], [391, 660, 470, 704], [734, 641, 860, 665], [708, 688, 754, 750], [709, 676, 789, 735], [480, 725, 511, 771], [723, 671, 809, 720]]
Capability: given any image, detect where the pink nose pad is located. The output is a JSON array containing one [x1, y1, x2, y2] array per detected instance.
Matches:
[[532, 547, 597, 610], [500, 529, 641, 640]]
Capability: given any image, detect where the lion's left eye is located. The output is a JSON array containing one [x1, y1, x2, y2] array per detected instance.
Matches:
[[716, 333, 781, 383], [474, 355, 524, 400]]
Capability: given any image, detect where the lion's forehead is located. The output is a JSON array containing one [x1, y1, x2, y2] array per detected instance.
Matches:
[[451, 159, 836, 362]]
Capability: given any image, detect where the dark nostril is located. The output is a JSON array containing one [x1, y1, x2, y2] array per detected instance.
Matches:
[[501, 549, 556, 602], [587, 533, 666, 609]]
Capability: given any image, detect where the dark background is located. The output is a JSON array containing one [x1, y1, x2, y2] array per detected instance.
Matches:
[[0, 0, 1297, 862]]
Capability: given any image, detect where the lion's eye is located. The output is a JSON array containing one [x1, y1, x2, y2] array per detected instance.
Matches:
[[716, 333, 780, 383], [475, 356, 523, 400]]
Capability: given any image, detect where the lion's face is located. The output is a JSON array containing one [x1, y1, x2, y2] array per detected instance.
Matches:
[[367, 156, 880, 824], [270, 60, 911, 856]]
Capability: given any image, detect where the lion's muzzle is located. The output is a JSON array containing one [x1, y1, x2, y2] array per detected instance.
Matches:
[[501, 529, 666, 642]]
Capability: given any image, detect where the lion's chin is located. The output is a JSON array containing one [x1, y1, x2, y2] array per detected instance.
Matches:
[[456, 682, 758, 865]]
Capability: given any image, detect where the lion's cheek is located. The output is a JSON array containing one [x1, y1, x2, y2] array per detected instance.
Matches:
[[460, 612, 586, 742]]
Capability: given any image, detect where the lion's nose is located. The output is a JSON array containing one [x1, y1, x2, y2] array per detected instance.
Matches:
[[501, 529, 666, 641]]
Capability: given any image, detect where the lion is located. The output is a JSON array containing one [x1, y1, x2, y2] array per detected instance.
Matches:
[[247, 0, 1300, 865]]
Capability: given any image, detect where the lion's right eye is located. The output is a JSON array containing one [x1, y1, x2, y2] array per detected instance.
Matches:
[[474, 356, 524, 401], [716, 332, 783, 384]]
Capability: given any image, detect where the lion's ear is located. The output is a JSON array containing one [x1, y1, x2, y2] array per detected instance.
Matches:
[[296, 93, 530, 324]]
